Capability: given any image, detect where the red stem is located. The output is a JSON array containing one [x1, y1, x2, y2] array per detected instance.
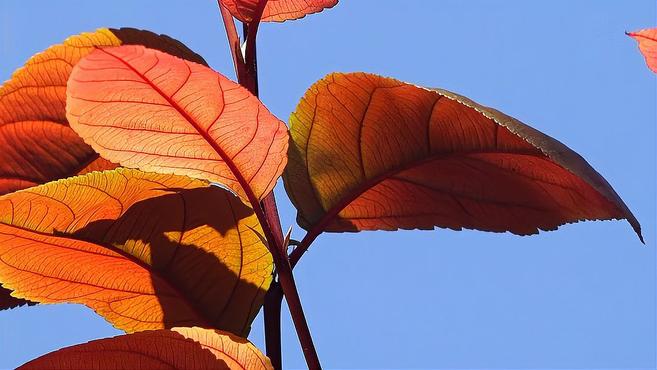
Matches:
[[264, 282, 283, 369], [218, 2, 282, 365], [218, 2, 246, 81], [245, 0, 268, 78], [218, 1, 321, 368], [289, 226, 321, 269]]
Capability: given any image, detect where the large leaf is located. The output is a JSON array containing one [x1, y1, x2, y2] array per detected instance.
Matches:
[[0, 28, 207, 309], [0, 28, 206, 196], [0, 169, 272, 336], [284, 72, 641, 243], [221, 0, 338, 23], [628, 28, 657, 73], [19, 327, 273, 370], [66, 45, 288, 203]]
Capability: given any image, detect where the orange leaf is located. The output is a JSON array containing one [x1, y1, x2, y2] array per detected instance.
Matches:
[[222, 0, 338, 23], [628, 28, 657, 73], [284, 73, 642, 244], [0, 169, 272, 336], [0, 29, 208, 308], [66, 45, 288, 203], [0, 28, 206, 196], [19, 327, 273, 370]]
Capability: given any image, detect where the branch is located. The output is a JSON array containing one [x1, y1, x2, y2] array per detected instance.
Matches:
[[244, 0, 268, 76], [264, 282, 283, 369], [217, 2, 322, 367], [276, 261, 322, 368], [289, 224, 323, 269], [217, 1, 247, 82]]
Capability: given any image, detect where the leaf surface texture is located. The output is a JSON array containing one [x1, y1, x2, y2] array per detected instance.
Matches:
[[0, 28, 207, 309], [66, 45, 288, 202], [0, 169, 272, 335], [19, 327, 273, 370], [222, 0, 337, 22], [0, 28, 205, 196], [284, 72, 641, 240], [628, 28, 657, 73]]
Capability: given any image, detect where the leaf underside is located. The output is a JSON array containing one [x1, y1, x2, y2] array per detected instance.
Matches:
[[284, 72, 642, 241], [18, 327, 273, 370], [0, 28, 210, 309], [628, 28, 657, 73], [0, 169, 272, 336], [0, 28, 206, 196], [66, 45, 288, 203], [222, 0, 338, 23]]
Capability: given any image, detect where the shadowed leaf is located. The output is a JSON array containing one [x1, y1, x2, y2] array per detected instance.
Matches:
[[284, 72, 641, 244], [222, 0, 338, 23], [0, 169, 272, 336], [19, 327, 273, 370], [628, 28, 657, 73], [0, 28, 206, 196], [66, 45, 288, 203]]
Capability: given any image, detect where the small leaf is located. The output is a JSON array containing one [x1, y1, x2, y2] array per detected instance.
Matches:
[[0, 28, 206, 196], [222, 0, 338, 23], [0, 169, 272, 336], [284, 73, 641, 242], [18, 327, 273, 370], [66, 45, 288, 203], [628, 28, 657, 73]]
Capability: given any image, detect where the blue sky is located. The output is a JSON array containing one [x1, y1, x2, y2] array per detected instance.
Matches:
[[0, 1, 655, 369]]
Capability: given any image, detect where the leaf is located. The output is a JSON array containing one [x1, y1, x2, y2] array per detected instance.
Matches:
[[18, 327, 273, 370], [65, 45, 288, 203], [0, 28, 207, 196], [628, 28, 657, 73], [0, 28, 206, 309], [284, 72, 642, 242], [0, 169, 272, 336], [0, 289, 34, 310], [221, 0, 338, 23]]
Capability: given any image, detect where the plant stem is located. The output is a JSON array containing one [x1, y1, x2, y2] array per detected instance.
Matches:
[[289, 225, 321, 269], [218, 2, 246, 81], [264, 282, 283, 369], [244, 0, 267, 81], [276, 260, 322, 369], [217, 2, 322, 368]]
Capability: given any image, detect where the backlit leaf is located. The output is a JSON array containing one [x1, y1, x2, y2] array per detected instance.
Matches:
[[0, 28, 206, 196], [0, 169, 272, 336], [221, 0, 338, 23], [628, 28, 657, 73], [19, 327, 273, 370], [66, 45, 288, 203], [284, 72, 642, 243]]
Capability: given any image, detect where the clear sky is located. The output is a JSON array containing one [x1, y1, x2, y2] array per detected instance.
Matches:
[[0, 1, 655, 369]]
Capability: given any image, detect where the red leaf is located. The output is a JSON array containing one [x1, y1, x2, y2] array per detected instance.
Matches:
[[0, 169, 273, 336], [284, 73, 642, 248], [19, 327, 273, 370], [0, 28, 206, 196], [222, 0, 338, 23], [628, 28, 657, 73], [66, 45, 288, 203], [0, 28, 209, 310]]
